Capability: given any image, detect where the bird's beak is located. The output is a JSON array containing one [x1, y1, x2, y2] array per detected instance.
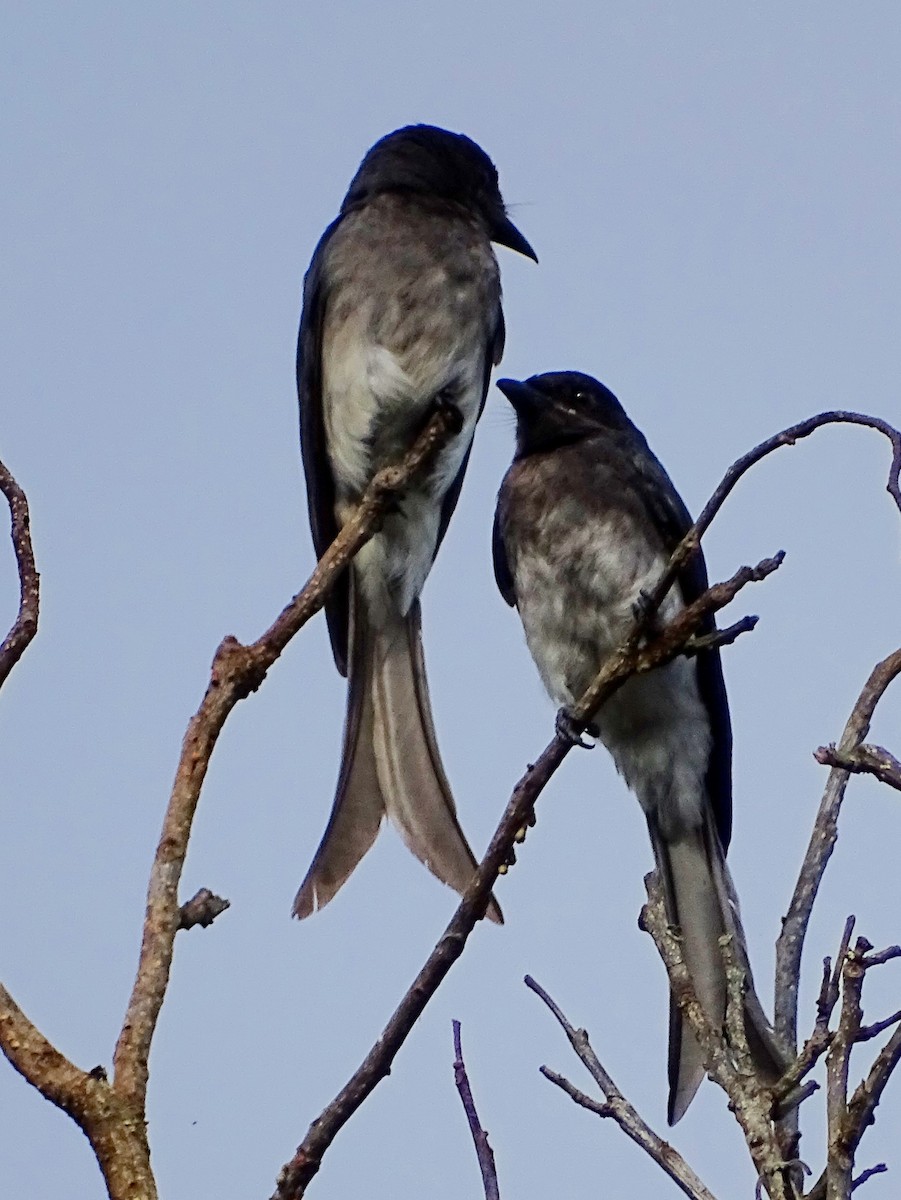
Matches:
[[491, 215, 538, 262], [496, 377, 542, 413]]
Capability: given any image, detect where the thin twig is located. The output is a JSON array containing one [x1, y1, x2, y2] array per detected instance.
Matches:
[[452, 1021, 500, 1200], [684, 614, 759, 655], [851, 1163, 888, 1192], [825, 939, 870, 1198], [815, 744, 901, 795], [112, 407, 460, 1113], [644, 410, 901, 617], [0, 458, 40, 688], [526, 976, 718, 1200]]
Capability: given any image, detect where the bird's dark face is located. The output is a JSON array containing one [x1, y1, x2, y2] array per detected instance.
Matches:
[[343, 124, 537, 261], [497, 372, 633, 457]]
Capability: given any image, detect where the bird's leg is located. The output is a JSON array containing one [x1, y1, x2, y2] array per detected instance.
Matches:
[[631, 587, 663, 632], [555, 707, 598, 750]]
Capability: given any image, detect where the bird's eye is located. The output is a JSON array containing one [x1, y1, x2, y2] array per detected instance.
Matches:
[[574, 392, 588, 403]]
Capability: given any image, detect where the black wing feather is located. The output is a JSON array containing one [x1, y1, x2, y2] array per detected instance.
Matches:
[[625, 435, 733, 852], [297, 217, 351, 676]]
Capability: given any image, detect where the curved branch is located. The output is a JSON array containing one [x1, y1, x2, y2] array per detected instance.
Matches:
[[645, 411, 901, 614], [0, 458, 39, 689]]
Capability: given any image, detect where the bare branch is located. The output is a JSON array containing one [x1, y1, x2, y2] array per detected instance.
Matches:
[[684, 614, 759, 655], [178, 888, 231, 930], [452, 1021, 500, 1200], [631, 412, 901, 640], [815, 744, 901, 795], [856, 1010, 901, 1044], [0, 984, 157, 1200], [775, 649, 901, 1050], [0, 458, 39, 689], [852, 1164, 888, 1192], [112, 406, 460, 1113], [825, 939, 869, 1198], [569, 552, 783, 727], [805, 943, 901, 1200], [526, 976, 718, 1200]]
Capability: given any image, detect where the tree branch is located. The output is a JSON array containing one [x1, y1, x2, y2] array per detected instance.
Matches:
[[525, 975, 718, 1200], [640, 411, 901, 619], [452, 1021, 500, 1200], [775, 649, 901, 1051], [0, 983, 158, 1200], [0, 458, 40, 689], [814, 744, 901, 795]]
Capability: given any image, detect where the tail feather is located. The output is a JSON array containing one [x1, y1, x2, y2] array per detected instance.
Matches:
[[372, 601, 502, 924], [292, 584, 384, 918], [651, 816, 787, 1123]]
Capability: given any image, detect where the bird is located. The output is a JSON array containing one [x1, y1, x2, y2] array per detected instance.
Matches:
[[293, 125, 536, 922], [493, 370, 785, 1121]]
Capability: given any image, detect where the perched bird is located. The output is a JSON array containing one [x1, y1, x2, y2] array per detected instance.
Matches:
[[493, 370, 784, 1121], [293, 125, 536, 921]]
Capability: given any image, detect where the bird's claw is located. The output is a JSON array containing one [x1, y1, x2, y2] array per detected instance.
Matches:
[[555, 708, 597, 749], [632, 587, 657, 626]]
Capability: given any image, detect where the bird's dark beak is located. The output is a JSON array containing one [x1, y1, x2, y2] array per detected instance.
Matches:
[[491, 215, 538, 262], [496, 377, 541, 413]]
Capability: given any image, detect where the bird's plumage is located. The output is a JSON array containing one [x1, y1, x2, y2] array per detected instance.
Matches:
[[494, 371, 784, 1120], [294, 126, 535, 920]]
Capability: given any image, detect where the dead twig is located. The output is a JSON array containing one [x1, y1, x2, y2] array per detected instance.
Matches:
[[526, 976, 718, 1200], [0, 458, 39, 688], [178, 888, 231, 930], [815, 744, 901, 795], [452, 1021, 500, 1200]]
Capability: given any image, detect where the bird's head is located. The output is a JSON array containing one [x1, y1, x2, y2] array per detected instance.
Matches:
[[342, 124, 537, 261], [497, 371, 633, 457]]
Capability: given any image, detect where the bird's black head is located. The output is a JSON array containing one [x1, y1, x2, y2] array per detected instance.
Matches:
[[342, 125, 537, 261], [497, 371, 635, 457]]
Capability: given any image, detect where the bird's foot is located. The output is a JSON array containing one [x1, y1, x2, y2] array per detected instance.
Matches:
[[631, 587, 658, 627], [555, 708, 597, 749]]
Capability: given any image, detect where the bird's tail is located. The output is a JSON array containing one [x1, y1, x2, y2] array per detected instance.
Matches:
[[649, 814, 787, 1123], [371, 600, 502, 923], [293, 587, 501, 923], [292, 579, 384, 919]]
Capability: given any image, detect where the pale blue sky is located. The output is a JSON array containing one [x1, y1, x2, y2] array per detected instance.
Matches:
[[2, 5, 900, 1198]]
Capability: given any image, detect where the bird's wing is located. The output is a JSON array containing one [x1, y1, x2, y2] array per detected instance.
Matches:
[[433, 309, 505, 562], [297, 217, 350, 676], [491, 495, 516, 607], [623, 435, 733, 852]]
